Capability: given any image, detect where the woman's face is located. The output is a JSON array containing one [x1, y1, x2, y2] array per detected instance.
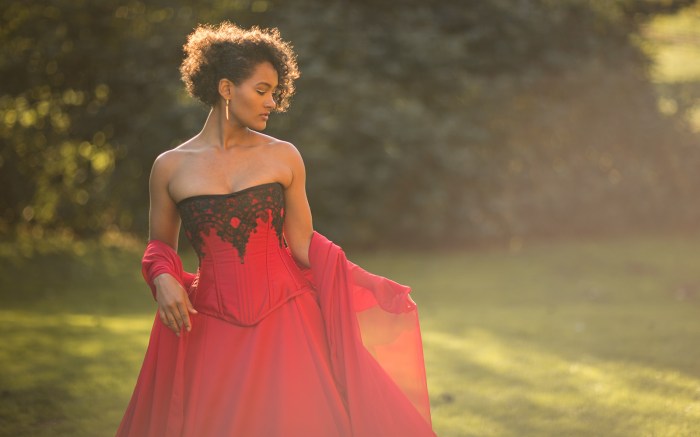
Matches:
[[229, 61, 279, 131]]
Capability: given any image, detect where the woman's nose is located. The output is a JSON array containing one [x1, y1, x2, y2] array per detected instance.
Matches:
[[265, 95, 276, 109]]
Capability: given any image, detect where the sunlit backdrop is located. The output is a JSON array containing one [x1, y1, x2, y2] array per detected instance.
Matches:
[[1, 1, 700, 436]]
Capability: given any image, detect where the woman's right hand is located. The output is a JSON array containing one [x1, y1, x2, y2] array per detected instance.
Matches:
[[154, 273, 198, 336]]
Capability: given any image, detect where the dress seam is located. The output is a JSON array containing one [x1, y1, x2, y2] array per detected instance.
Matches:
[[193, 289, 314, 327]]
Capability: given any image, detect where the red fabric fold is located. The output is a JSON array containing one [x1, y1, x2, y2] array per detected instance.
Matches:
[[141, 239, 196, 301], [305, 231, 435, 436]]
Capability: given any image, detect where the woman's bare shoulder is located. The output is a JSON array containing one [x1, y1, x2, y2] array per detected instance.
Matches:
[[255, 133, 301, 159], [152, 137, 201, 172], [251, 132, 302, 166], [250, 134, 303, 189]]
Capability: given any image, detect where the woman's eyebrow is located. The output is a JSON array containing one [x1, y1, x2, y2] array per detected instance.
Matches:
[[255, 81, 278, 88]]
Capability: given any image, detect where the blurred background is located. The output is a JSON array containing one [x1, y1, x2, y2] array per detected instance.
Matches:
[[3, 0, 700, 250], [1, 1, 700, 436]]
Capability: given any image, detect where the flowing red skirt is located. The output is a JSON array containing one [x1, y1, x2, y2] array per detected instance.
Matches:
[[117, 231, 435, 436], [117, 291, 353, 436]]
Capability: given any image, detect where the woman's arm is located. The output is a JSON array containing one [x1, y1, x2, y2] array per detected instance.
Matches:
[[280, 142, 314, 268], [147, 151, 197, 336], [148, 152, 181, 249]]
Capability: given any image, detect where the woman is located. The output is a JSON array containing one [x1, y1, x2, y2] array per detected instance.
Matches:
[[116, 22, 435, 437]]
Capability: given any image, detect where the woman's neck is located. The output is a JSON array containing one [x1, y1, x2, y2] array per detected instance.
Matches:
[[198, 106, 254, 150]]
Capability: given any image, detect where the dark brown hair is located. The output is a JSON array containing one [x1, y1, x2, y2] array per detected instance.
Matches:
[[180, 21, 300, 111]]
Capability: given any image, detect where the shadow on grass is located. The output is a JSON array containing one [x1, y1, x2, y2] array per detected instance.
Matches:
[[0, 241, 159, 436], [0, 309, 158, 436], [422, 322, 699, 437], [354, 232, 700, 437]]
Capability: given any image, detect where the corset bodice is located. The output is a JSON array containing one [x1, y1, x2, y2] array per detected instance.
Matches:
[[177, 182, 314, 326]]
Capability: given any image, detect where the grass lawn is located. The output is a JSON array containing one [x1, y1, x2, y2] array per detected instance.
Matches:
[[1, 232, 699, 436]]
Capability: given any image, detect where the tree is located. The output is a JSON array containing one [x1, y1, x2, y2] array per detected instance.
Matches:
[[1, 0, 698, 249]]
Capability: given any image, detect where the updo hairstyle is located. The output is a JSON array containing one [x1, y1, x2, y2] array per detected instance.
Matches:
[[179, 21, 300, 112]]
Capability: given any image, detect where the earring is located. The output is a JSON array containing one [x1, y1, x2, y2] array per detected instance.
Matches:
[[225, 99, 229, 121]]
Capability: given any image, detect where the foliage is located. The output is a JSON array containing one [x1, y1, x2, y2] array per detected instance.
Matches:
[[263, 0, 700, 246], [642, 2, 700, 140], [1, 0, 698, 249], [0, 0, 258, 238]]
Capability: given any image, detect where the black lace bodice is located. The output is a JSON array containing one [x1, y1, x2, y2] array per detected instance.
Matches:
[[177, 182, 285, 263]]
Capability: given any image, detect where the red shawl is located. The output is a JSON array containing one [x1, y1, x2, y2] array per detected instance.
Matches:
[[141, 239, 196, 300]]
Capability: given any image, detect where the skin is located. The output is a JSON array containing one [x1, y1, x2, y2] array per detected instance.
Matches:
[[148, 61, 313, 336]]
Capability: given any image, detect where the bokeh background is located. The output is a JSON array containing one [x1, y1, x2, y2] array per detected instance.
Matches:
[[1, 1, 700, 436]]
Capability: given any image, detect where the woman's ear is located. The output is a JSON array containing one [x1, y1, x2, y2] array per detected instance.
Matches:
[[218, 78, 234, 101]]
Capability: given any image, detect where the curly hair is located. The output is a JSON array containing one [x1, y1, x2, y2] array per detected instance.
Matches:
[[180, 22, 300, 112]]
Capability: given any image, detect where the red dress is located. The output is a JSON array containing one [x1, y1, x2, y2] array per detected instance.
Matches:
[[116, 182, 435, 436]]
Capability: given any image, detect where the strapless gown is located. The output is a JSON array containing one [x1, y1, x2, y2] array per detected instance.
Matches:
[[116, 182, 434, 437]]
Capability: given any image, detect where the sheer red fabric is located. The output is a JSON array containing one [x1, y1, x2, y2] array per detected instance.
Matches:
[[116, 183, 435, 436], [141, 238, 196, 300], [303, 231, 434, 435]]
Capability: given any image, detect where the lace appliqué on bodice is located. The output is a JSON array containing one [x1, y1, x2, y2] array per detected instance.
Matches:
[[177, 182, 285, 263]]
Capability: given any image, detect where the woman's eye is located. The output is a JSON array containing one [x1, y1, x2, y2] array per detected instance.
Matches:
[[256, 90, 265, 95]]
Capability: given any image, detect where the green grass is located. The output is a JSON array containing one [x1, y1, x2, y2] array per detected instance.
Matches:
[[1, 233, 700, 436]]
